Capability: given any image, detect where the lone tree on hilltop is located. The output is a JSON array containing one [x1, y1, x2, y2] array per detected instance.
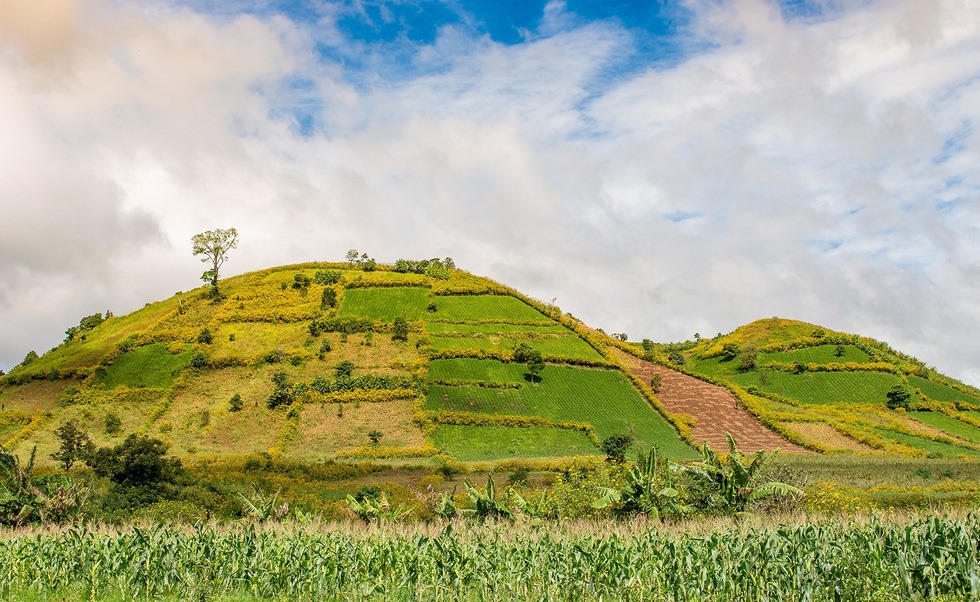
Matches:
[[192, 228, 238, 292]]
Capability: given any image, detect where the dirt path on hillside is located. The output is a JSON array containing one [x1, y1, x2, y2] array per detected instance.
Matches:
[[610, 348, 809, 454]]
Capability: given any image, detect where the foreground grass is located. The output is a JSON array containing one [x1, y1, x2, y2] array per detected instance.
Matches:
[[1, 513, 978, 601]]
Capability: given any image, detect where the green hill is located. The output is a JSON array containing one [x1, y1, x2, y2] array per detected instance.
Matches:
[[0, 261, 698, 467], [643, 318, 980, 458], [4, 265, 979, 468]]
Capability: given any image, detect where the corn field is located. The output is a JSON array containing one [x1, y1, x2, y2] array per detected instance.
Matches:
[[1, 515, 979, 601]]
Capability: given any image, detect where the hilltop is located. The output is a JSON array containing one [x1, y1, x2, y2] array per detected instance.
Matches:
[[2, 262, 980, 469]]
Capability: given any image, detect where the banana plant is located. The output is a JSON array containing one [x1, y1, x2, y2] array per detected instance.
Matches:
[[592, 447, 690, 522], [462, 473, 512, 521], [345, 492, 411, 524], [685, 433, 803, 513]]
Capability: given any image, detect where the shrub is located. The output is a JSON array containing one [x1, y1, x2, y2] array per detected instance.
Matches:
[[650, 374, 662, 393], [313, 270, 342, 285], [267, 372, 295, 409], [21, 350, 39, 366], [321, 287, 337, 310], [292, 273, 311, 290], [886, 385, 912, 410], [600, 431, 634, 463], [335, 361, 355, 379], [105, 413, 122, 436], [392, 317, 409, 342], [50, 421, 94, 471], [191, 352, 207, 368], [668, 350, 685, 365], [368, 430, 383, 447], [197, 328, 213, 344]]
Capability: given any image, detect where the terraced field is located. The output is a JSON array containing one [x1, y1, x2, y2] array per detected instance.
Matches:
[[432, 424, 597, 460], [911, 412, 980, 444], [760, 344, 871, 364], [337, 287, 429, 320], [428, 295, 555, 323], [731, 370, 904, 405], [909, 375, 980, 404], [428, 333, 603, 361]]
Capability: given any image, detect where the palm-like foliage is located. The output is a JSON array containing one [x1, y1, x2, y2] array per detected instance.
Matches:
[[686, 433, 803, 513], [592, 447, 689, 521], [345, 493, 411, 524], [462, 473, 512, 521], [0, 446, 87, 527]]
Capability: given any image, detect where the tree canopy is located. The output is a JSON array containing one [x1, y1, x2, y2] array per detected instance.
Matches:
[[192, 227, 238, 288]]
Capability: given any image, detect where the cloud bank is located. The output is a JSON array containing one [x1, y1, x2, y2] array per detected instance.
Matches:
[[0, 0, 978, 385]]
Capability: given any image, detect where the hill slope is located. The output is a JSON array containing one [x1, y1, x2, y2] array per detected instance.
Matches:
[[0, 262, 702, 466]]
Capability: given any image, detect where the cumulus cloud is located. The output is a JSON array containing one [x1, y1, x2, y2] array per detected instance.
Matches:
[[0, 0, 978, 387]]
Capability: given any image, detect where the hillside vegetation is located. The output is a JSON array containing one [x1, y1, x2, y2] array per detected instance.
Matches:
[[635, 317, 980, 458], [0, 260, 696, 467]]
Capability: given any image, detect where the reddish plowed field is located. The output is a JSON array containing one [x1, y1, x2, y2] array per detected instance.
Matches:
[[611, 348, 809, 454]]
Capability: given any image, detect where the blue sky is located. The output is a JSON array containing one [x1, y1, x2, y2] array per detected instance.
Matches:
[[0, 0, 979, 385]]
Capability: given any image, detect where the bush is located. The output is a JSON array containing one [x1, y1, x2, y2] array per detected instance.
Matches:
[[229, 394, 243, 412], [321, 287, 337, 310], [105, 413, 122, 435], [21, 350, 39, 366], [668, 350, 685, 365], [197, 328, 213, 344], [292, 273, 311, 290], [313, 270, 342, 285], [392, 317, 409, 342], [191, 352, 207, 368], [650, 374, 662, 393], [886, 385, 912, 410], [600, 431, 634, 463]]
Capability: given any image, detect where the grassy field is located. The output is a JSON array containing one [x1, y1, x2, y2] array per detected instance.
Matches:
[[731, 370, 904, 405], [291, 400, 426, 458], [426, 323, 568, 334], [428, 334, 603, 361], [910, 411, 980, 444], [432, 424, 598, 460], [760, 344, 871, 364], [426, 360, 696, 459], [101, 343, 193, 389], [875, 428, 980, 458], [337, 287, 429, 321], [909, 375, 980, 404], [428, 295, 554, 323]]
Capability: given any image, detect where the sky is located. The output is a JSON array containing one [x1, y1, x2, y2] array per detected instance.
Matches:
[[0, 0, 978, 385]]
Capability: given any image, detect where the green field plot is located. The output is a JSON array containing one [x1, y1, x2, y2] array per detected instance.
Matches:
[[426, 360, 697, 458], [877, 429, 980, 458], [427, 385, 527, 414], [432, 424, 598, 460], [102, 343, 193, 389], [731, 370, 904, 405], [429, 358, 528, 383], [429, 334, 603, 361], [337, 287, 429, 321], [428, 295, 554, 323], [909, 376, 980, 404], [761, 344, 871, 364], [212, 322, 310, 360], [910, 412, 980, 444], [426, 322, 568, 334]]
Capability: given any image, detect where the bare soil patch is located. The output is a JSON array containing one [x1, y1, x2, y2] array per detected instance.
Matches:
[[611, 348, 809, 453]]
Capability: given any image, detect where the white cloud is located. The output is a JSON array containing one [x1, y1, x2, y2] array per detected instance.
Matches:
[[1, 0, 979, 387]]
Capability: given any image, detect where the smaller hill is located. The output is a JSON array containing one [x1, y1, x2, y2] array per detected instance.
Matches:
[[638, 318, 980, 459]]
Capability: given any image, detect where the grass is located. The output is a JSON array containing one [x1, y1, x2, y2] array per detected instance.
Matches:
[[875, 429, 980, 458], [337, 287, 429, 321], [426, 360, 697, 459], [909, 375, 980, 404], [212, 322, 311, 360], [730, 370, 905, 405], [428, 335, 603, 361], [101, 343, 193, 389], [0, 380, 69, 413], [427, 323, 568, 334], [760, 344, 871, 364], [291, 399, 426, 458], [432, 424, 598, 460], [428, 296, 554, 323], [910, 412, 980, 444]]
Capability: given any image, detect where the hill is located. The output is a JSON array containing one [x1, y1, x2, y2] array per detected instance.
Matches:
[[627, 317, 980, 458], [3, 264, 979, 468]]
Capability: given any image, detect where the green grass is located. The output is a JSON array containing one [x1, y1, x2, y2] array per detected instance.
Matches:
[[102, 343, 193, 389], [427, 385, 527, 414], [432, 424, 598, 460], [426, 360, 697, 459], [337, 287, 429, 321], [730, 370, 905, 405], [877, 429, 980, 458], [910, 412, 980, 444], [428, 295, 554, 323], [760, 344, 871, 364], [909, 375, 980, 404], [429, 334, 603, 361], [426, 323, 568, 334]]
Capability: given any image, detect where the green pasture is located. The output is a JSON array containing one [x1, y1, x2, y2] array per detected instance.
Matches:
[[426, 323, 568, 334], [910, 412, 980, 444], [731, 370, 904, 405], [101, 343, 193, 389], [429, 334, 603, 361], [432, 424, 598, 460], [909, 375, 980, 404], [426, 360, 696, 459], [876, 428, 980, 458], [337, 287, 429, 321], [760, 344, 871, 364], [428, 295, 554, 323]]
